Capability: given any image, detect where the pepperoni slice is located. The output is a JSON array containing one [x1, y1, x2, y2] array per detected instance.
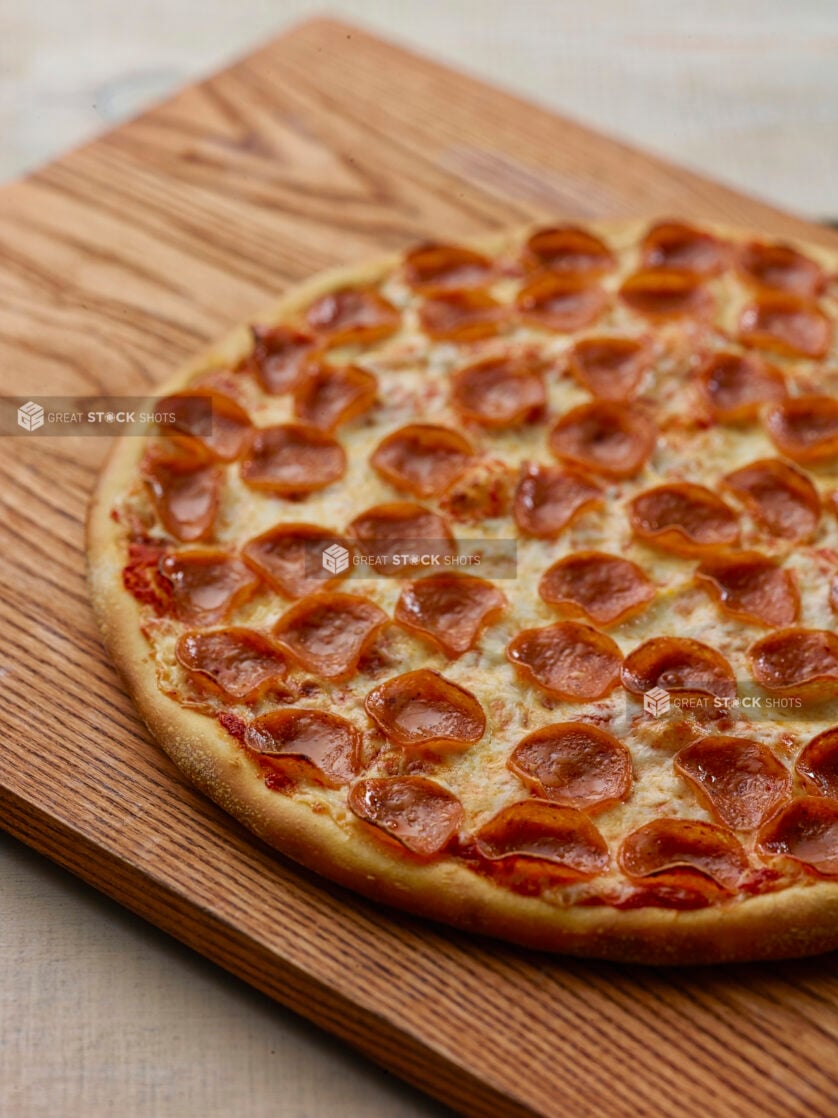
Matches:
[[272, 592, 388, 681], [539, 551, 655, 626], [144, 459, 222, 542], [516, 274, 607, 333], [629, 482, 740, 556], [418, 290, 507, 342], [757, 797, 838, 877], [748, 628, 838, 696], [293, 363, 377, 431], [175, 628, 287, 702], [764, 396, 838, 465], [619, 270, 714, 320], [507, 621, 623, 701], [348, 502, 455, 574], [619, 819, 748, 893], [796, 728, 838, 799], [394, 573, 506, 658], [723, 458, 820, 542], [474, 801, 609, 880], [450, 355, 546, 428], [158, 390, 252, 462], [674, 737, 791, 830], [242, 523, 350, 599], [403, 242, 493, 294], [521, 226, 616, 277], [440, 458, 515, 523], [240, 424, 346, 496], [549, 402, 656, 479], [697, 351, 787, 423], [738, 295, 831, 359], [244, 709, 361, 788], [695, 551, 799, 628], [305, 287, 400, 347], [348, 776, 464, 858], [371, 424, 474, 498], [566, 336, 651, 402], [512, 463, 602, 538], [622, 637, 736, 701], [739, 241, 826, 297], [365, 668, 485, 751], [247, 324, 318, 394], [508, 722, 632, 812], [158, 549, 260, 624], [640, 221, 729, 276]]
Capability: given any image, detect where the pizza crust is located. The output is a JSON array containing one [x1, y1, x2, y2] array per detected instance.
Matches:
[[87, 220, 838, 964]]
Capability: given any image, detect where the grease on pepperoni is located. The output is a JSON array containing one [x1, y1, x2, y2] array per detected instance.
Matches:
[[549, 401, 656, 479], [674, 736, 790, 830], [566, 336, 651, 402], [247, 324, 317, 394], [796, 728, 838, 799], [371, 424, 475, 497], [394, 573, 506, 658], [739, 295, 831, 359], [521, 226, 616, 277], [244, 709, 361, 788], [158, 549, 260, 624], [698, 352, 787, 423], [516, 274, 607, 333], [695, 551, 799, 628], [619, 818, 748, 893], [474, 801, 609, 880], [513, 463, 602, 538], [348, 776, 464, 858], [450, 355, 546, 428], [175, 628, 287, 702], [403, 242, 493, 294], [723, 458, 820, 543], [508, 722, 632, 812], [348, 502, 455, 573], [538, 551, 655, 626], [757, 797, 838, 877], [242, 523, 350, 599], [738, 241, 826, 297], [305, 287, 400, 347], [273, 592, 388, 681], [507, 621, 623, 701], [620, 270, 714, 320], [158, 390, 252, 462], [764, 396, 838, 464], [629, 482, 740, 556], [143, 459, 222, 542], [748, 628, 838, 696], [641, 221, 729, 276], [364, 668, 485, 751], [622, 637, 736, 701], [240, 423, 346, 495], [293, 363, 377, 431], [418, 290, 507, 342]]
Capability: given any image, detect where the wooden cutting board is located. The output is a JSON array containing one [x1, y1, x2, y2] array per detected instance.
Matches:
[[1, 18, 837, 1118]]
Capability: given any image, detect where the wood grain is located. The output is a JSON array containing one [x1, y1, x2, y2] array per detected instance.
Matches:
[[1, 18, 837, 1118]]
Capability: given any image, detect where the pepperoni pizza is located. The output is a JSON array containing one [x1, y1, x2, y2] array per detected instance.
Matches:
[[88, 220, 838, 963]]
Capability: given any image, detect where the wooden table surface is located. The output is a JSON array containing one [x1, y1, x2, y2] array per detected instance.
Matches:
[[2, 12, 838, 1118]]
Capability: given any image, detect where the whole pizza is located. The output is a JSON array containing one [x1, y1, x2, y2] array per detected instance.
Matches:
[[87, 219, 838, 964]]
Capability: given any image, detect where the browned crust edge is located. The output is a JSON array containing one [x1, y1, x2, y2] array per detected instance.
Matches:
[[87, 220, 838, 964]]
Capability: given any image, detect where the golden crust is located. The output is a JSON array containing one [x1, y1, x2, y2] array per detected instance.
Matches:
[[87, 219, 838, 964]]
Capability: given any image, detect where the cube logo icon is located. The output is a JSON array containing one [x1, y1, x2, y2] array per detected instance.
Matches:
[[17, 401, 44, 432], [643, 686, 671, 717], [321, 543, 349, 575]]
